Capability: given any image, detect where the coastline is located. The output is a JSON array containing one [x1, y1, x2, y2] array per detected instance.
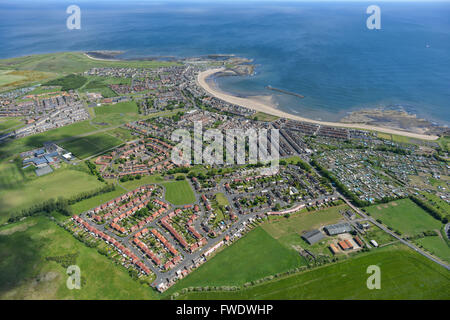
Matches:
[[197, 68, 440, 141], [84, 52, 121, 62]]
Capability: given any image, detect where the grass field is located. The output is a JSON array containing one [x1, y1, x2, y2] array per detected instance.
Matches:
[[377, 132, 411, 144], [166, 227, 307, 295], [93, 102, 140, 127], [260, 205, 347, 257], [0, 52, 178, 74], [59, 132, 123, 159], [0, 165, 103, 224], [0, 117, 24, 134], [70, 185, 127, 215], [365, 199, 443, 236], [0, 120, 98, 160], [118, 174, 165, 190], [0, 217, 159, 299], [215, 193, 229, 207], [262, 205, 346, 240], [253, 112, 280, 122], [363, 223, 397, 246], [415, 236, 450, 264], [173, 244, 450, 300], [80, 77, 119, 98], [107, 127, 136, 142], [437, 135, 450, 152], [161, 180, 196, 205]]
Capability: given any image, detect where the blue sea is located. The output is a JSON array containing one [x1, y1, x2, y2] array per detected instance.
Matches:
[[1, 1, 449, 124]]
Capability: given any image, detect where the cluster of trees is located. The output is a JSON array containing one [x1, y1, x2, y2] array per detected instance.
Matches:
[[8, 184, 116, 223], [171, 111, 185, 122], [410, 195, 450, 223], [167, 167, 189, 175], [296, 159, 312, 172], [67, 184, 116, 205], [375, 145, 410, 155], [119, 174, 142, 182], [407, 230, 438, 240], [310, 159, 371, 207], [45, 74, 88, 91], [45, 252, 79, 268], [85, 160, 104, 182], [8, 197, 72, 223]]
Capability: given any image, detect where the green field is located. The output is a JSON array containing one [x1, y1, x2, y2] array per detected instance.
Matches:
[[173, 245, 450, 300], [253, 112, 280, 122], [366, 199, 443, 236], [437, 135, 450, 152], [0, 217, 159, 299], [59, 132, 123, 159], [44, 74, 87, 91], [363, 223, 397, 246], [0, 52, 178, 74], [118, 174, 165, 190], [0, 120, 98, 160], [215, 193, 229, 207], [93, 101, 141, 127], [107, 127, 136, 142], [262, 205, 346, 240], [377, 132, 411, 144], [161, 180, 196, 205], [0, 165, 103, 224], [0, 117, 24, 134], [415, 236, 450, 264], [80, 77, 119, 98], [70, 185, 128, 215], [166, 227, 307, 295]]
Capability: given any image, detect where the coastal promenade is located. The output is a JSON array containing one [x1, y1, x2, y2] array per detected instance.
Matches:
[[197, 68, 439, 141]]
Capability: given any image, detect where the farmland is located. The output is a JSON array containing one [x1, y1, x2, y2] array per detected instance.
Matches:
[[415, 235, 450, 264], [365, 199, 443, 236], [0, 216, 159, 299], [172, 244, 450, 300], [166, 227, 307, 294]]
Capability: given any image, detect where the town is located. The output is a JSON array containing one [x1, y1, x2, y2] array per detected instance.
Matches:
[[0, 53, 449, 299]]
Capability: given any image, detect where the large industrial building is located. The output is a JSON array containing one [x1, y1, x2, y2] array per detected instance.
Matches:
[[323, 222, 353, 236]]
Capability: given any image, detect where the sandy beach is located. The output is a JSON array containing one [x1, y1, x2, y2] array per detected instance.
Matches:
[[197, 68, 439, 141], [84, 53, 120, 62]]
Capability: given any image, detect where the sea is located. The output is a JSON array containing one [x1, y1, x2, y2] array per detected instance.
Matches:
[[1, 0, 449, 124]]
